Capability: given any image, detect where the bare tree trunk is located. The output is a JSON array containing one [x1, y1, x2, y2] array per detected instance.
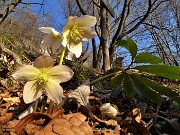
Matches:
[[100, 1, 110, 72], [92, 38, 97, 68], [96, 45, 102, 71]]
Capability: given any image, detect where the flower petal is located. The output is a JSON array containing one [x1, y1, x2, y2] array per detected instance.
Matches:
[[67, 42, 82, 58], [12, 65, 40, 81], [63, 16, 77, 33], [82, 27, 96, 41], [76, 15, 96, 27], [45, 79, 63, 104], [39, 27, 55, 34], [49, 65, 74, 83], [40, 35, 53, 48], [51, 36, 64, 53], [23, 80, 43, 104], [33, 55, 54, 68], [62, 30, 70, 47]]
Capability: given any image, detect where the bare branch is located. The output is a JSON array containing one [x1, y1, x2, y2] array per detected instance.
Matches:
[[119, 0, 152, 39], [111, 0, 128, 46], [92, 0, 100, 8], [0, 0, 22, 25], [122, 0, 133, 32], [143, 22, 172, 32], [0, 43, 22, 65], [75, 0, 87, 15], [20, 2, 44, 5]]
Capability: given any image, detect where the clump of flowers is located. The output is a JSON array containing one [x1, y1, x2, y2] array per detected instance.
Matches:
[[12, 55, 74, 104], [12, 15, 97, 112], [39, 15, 97, 58], [62, 15, 97, 57]]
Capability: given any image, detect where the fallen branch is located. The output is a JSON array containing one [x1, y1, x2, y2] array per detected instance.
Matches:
[[0, 43, 22, 65]]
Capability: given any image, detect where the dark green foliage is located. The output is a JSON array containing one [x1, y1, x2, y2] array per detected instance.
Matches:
[[133, 75, 180, 104], [130, 74, 162, 105], [134, 65, 180, 80], [115, 37, 137, 59], [110, 73, 123, 88], [122, 73, 134, 98], [134, 52, 163, 64], [108, 37, 180, 105]]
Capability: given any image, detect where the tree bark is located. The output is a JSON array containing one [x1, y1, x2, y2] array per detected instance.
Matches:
[[92, 38, 97, 68], [100, 1, 110, 72], [96, 45, 103, 71]]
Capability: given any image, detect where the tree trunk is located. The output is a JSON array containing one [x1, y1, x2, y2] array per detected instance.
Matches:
[[92, 38, 97, 68], [96, 45, 103, 71], [100, 1, 110, 72]]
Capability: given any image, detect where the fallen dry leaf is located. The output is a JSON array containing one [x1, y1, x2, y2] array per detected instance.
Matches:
[[13, 112, 52, 134], [35, 113, 93, 135], [100, 103, 120, 117], [3, 97, 20, 105], [25, 123, 42, 135], [68, 80, 90, 106], [122, 108, 150, 135], [0, 112, 15, 124], [93, 115, 119, 126]]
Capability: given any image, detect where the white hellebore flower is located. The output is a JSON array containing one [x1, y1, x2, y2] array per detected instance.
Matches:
[[62, 15, 97, 58], [12, 55, 74, 104], [39, 27, 63, 53]]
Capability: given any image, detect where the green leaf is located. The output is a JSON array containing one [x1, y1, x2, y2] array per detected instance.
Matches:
[[111, 87, 123, 97], [130, 74, 162, 105], [134, 65, 180, 80], [116, 37, 137, 59], [123, 73, 134, 98], [172, 101, 180, 110], [110, 74, 124, 88], [134, 52, 163, 64], [105, 68, 123, 75], [135, 75, 180, 104]]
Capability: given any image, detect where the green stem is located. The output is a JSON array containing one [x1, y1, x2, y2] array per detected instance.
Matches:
[[48, 100, 54, 114], [90, 72, 116, 85], [40, 96, 47, 113], [58, 97, 69, 108], [59, 47, 66, 65], [33, 99, 39, 112]]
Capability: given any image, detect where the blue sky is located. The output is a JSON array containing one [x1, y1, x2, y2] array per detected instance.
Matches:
[[29, 0, 67, 31]]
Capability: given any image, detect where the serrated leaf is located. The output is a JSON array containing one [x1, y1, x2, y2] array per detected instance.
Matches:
[[134, 52, 163, 64], [115, 37, 137, 59], [130, 74, 162, 105], [134, 65, 180, 80], [135, 75, 180, 104], [110, 74, 124, 88], [123, 73, 134, 98]]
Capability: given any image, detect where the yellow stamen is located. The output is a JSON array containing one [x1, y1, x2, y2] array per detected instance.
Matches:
[[69, 25, 84, 41], [52, 33, 60, 39], [38, 70, 50, 86]]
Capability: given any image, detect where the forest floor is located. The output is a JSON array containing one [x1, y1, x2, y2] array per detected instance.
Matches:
[[0, 73, 180, 135]]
